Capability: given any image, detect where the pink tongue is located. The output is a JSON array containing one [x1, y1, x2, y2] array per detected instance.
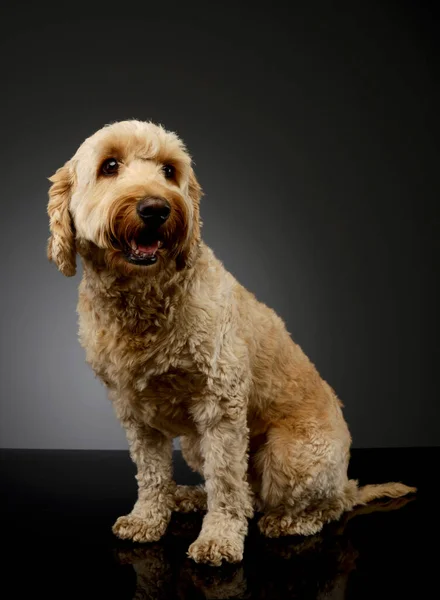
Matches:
[[137, 241, 159, 255]]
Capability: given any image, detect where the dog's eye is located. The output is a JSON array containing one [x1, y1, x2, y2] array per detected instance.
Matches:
[[100, 158, 119, 176], [162, 164, 175, 179]]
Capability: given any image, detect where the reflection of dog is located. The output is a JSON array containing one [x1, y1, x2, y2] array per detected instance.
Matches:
[[47, 120, 416, 566], [116, 497, 415, 599]]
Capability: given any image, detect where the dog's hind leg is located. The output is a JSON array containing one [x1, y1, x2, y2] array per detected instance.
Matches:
[[256, 420, 416, 537], [175, 435, 207, 513], [255, 420, 357, 538], [180, 434, 204, 475], [258, 493, 356, 538]]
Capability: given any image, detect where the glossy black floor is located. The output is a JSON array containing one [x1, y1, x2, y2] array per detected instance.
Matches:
[[1, 448, 437, 599]]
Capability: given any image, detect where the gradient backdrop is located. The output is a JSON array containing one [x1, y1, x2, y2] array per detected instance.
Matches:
[[1, 2, 438, 449]]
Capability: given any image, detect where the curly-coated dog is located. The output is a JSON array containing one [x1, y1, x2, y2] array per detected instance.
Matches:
[[47, 120, 415, 566]]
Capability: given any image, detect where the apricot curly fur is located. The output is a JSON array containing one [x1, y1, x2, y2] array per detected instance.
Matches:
[[47, 120, 416, 566]]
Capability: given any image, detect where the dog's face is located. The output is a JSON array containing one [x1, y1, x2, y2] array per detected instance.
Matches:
[[47, 120, 202, 277]]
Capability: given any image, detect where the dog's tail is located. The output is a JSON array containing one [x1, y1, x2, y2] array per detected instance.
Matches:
[[353, 481, 417, 506]]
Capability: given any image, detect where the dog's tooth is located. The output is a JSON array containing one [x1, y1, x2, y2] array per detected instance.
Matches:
[[131, 240, 138, 250], [158, 241, 163, 248]]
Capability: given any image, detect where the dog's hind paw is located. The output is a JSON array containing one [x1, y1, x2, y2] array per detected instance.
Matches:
[[174, 485, 207, 513], [258, 511, 324, 538]]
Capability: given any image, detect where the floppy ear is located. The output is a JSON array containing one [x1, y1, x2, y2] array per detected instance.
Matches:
[[47, 161, 77, 277], [176, 167, 203, 270]]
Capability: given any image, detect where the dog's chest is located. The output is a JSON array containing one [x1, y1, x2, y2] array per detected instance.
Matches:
[[139, 367, 208, 435], [78, 292, 208, 433], [81, 313, 200, 385]]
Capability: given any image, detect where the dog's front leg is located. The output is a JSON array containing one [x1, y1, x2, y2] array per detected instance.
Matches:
[[112, 417, 175, 543], [187, 407, 253, 566]]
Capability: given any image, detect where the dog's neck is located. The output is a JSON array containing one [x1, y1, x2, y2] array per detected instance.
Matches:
[[78, 249, 198, 331]]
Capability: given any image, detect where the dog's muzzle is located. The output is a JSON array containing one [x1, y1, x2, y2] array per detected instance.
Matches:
[[118, 197, 170, 266]]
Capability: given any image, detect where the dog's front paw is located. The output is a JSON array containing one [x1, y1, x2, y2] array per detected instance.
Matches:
[[187, 535, 244, 566], [112, 513, 169, 543]]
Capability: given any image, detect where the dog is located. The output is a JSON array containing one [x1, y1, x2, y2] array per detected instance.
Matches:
[[47, 120, 416, 566]]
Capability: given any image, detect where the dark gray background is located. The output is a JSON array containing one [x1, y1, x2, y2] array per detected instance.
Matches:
[[1, 1, 438, 449]]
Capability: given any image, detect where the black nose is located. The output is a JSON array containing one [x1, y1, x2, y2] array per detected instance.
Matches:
[[136, 197, 171, 225]]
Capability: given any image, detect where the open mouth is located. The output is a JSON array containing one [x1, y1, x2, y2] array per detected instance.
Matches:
[[123, 231, 164, 266]]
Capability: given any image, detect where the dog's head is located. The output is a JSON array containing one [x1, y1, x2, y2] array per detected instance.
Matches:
[[47, 120, 202, 277]]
